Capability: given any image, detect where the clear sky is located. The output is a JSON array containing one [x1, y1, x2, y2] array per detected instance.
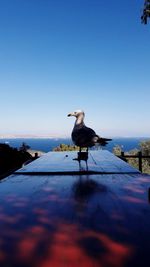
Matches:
[[0, 0, 150, 137]]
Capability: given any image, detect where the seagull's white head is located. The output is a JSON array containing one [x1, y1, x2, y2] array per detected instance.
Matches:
[[67, 110, 85, 118]]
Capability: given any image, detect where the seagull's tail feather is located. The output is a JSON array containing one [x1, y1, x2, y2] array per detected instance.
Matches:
[[97, 137, 112, 146]]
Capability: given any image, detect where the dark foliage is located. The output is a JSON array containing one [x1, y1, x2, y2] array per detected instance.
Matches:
[[141, 0, 150, 24], [0, 143, 32, 178]]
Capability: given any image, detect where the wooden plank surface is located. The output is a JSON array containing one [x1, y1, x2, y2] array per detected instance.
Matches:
[[16, 150, 140, 174], [0, 171, 150, 267]]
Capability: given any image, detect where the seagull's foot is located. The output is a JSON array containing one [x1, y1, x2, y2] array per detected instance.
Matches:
[[73, 158, 80, 161], [78, 151, 88, 161]]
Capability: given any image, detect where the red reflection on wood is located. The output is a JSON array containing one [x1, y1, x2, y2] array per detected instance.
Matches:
[[37, 216, 51, 224], [33, 208, 52, 224], [4, 195, 29, 208], [41, 195, 72, 204], [124, 185, 145, 194], [99, 233, 132, 266], [0, 251, 5, 262], [0, 218, 134, 267], [43, 187, 54, 192], [33, 208, 48, 216], [18, 225, 46, 262], [111, 211, 124, 220], [121, 196, 146, 204], [29, 226, 46, 235], [13, 201, 28, 208], [0, 239, 5, 261], [39, 223, 133, 267], [138, 177, 150, 183], [41, 224, 96, 267], [46, 194, 60, 201], [0, 213, 24, 224], [18, 237, 37, 260], [4, 195, 17, 202]]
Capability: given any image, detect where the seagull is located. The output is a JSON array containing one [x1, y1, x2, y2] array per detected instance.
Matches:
[[68, 110, 112, 152]]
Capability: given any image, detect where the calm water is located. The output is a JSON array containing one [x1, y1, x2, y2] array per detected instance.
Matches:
[[0, 137, 149, 152]]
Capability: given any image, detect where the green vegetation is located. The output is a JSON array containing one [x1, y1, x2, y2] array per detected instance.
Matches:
[[53, 143, 81, 151], [112, 145, 122, 155], [113, 140, 150, 174]]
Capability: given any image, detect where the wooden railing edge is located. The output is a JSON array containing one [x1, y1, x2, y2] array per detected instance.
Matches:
[[118, 151, 150, 173]]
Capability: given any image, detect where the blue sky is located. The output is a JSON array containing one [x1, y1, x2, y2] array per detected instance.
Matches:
[[0, 0, 150, 137]]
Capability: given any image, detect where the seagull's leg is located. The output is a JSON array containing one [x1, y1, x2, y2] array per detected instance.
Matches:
[[86, 160, 88, 171], [84, 147, 88, 171], [79, 160, 81, 171], [78, 147, 81, 162]]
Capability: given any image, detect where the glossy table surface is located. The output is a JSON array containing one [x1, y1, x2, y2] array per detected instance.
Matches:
[[16, 150, 140, 174], [0, 151, 150, 267]]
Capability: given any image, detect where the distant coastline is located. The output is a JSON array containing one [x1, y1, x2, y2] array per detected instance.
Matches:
[[0, 135, 67, 139], [0, 137, 150, 153], [0, 135, 149, 139]]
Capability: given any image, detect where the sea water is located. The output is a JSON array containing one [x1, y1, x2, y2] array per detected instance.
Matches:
[[0, 137, 149, 153]]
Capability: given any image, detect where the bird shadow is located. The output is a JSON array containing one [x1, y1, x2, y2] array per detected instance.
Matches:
[[72, 175, 107, 203]]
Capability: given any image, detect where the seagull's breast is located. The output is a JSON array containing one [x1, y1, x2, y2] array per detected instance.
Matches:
[[72, 125, 97, 147]]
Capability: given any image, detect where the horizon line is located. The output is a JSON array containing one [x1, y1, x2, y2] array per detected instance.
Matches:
[[0, 135, 150, 139]]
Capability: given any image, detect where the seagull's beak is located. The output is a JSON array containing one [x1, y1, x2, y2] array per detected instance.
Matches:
[[67, 112, 73, 117]]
